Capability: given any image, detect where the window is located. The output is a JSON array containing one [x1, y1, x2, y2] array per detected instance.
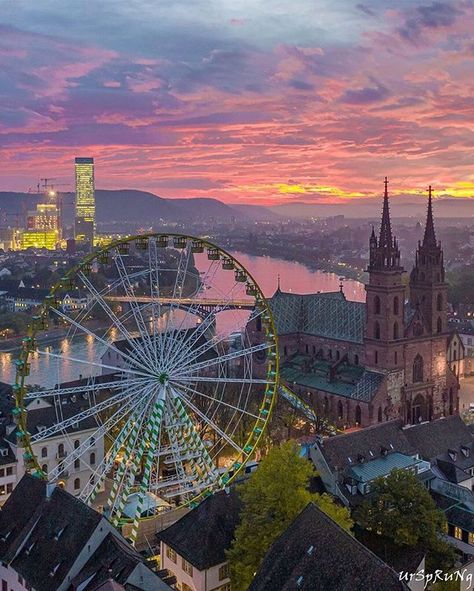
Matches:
[[41, 446, 47, 458], [469, 532, 474, 545], [74, 440, 80, 449], [393, 322, 399, 340], [374, 350, 378, 365], [336, 350, 340, 360], [378, 407, 383, 422], [219, 563, 230, 580], [374, 295, 381, 314], [2, 580, 7, 591], [74, 458, 80, 469], [454, 526, 463, 540], [437, 316, 442, 333], [42, 464, 48, 473], [74, 478, 81, 490], [166, 546, 177, 563], [0, 469, 3, 478], [413, 354, 423, 383], [182, 558, 193, 576], [437, 293, 443, 312], [6, 483, 12, 494], [329, 349, 333, 359], [305, 344, 309, 354], [283, 346, 287, 357], [6, 467, 12, 476], [90, 452, 96, 466], [58, 443, 65, 457], [394, 351, 398, 364], [393, 296, 399, 315], [256, 316, 262, 332], [354, 354, 359, 366], [374, 322, 380, 340], [355, 405, 362, 425]]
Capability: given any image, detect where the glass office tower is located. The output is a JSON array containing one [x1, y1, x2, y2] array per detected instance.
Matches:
[[75, 157, 95, 244]]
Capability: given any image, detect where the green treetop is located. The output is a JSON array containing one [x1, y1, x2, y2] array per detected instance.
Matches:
[[227, 440, 353, 591]]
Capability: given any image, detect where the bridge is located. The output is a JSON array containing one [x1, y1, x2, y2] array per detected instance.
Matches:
[[105, 295, 255, 318]]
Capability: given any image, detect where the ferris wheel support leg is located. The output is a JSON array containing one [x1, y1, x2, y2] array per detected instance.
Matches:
[[129, 395, 166, 544]]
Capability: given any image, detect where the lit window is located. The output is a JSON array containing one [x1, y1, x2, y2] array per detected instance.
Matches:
[[454, 526, 463, 540], [182, 558, 193, 576], [166, 546, 177, 563]]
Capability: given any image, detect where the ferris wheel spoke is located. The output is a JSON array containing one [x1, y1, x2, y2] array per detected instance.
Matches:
[[176, 390, 245, 455], [114, 250, 156, 360], [50, 306, 154, 375], [82, 394, 151, 502], [24, 377, 135, 400], [148, 237, 163, 367], [49, 386, 147, 480], [159, 246, 192, 368], [79, 271, 152, 370], [35, 348, 151, 379], [171, 382, 262, 420], [172, 304, 266, 372], [174, 341, 274, 378], [31, 382, 147, 443]]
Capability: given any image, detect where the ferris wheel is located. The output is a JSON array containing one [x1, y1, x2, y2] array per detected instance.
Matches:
[[13, 234, 278, 543]]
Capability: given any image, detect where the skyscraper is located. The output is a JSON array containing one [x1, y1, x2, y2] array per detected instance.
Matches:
[[74, 157, 95, 244]]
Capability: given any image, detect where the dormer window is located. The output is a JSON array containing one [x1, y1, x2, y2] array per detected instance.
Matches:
[[357, 454, 365, 464], [380, 446, 388, 457], [448, 449, 457, 462], [53, 526, 66, 541], [49, 562, 61, 577], [461, 445, 470, 458], [25, 540, 35, 555]]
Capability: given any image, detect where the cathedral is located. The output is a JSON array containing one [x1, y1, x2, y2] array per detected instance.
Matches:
[[254, 180, 459, 429]]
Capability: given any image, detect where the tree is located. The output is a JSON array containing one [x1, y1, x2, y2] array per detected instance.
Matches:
[[227, 440, 353, 591], [355, 469, 455, 571]]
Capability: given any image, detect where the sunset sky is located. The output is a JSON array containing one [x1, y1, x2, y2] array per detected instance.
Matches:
[[1, 0, 474, 204]]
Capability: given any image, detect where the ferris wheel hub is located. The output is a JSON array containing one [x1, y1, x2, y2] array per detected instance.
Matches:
[[157, 372, 169, 385]]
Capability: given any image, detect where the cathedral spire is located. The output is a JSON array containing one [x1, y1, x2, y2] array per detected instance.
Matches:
[[368, 177, 401, 271], [379, 177, 393, 248], [423, 185, 437, 247]]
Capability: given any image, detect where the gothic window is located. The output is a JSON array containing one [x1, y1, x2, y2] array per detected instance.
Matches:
[[354, 354, 359, 366], [414, 323, 423, 337], [437, 293, 443, 312], [393, 322, 399, 340], [305, 344, 309, 354], [453, 350, 457, 361], [374, 322, 381, 340], [90, 452, 96, 466], [374, 296, 381, 315], [58, 443, 64, 457], [41, 447, 47, 458], [374, 350, 378, 365], [413, 354, 423, 383], [337, 401, 343, 420], [355, 405, 362, 425], [393, 296, 399, 315], [394, 351, 398, 364], [437, 316, 442, 333], [336, 350, 340, 360], [74, 439, 80, 449], [74, 478, 81, 490], [378, 406, 383, 422], [329, 349, 333, 359]]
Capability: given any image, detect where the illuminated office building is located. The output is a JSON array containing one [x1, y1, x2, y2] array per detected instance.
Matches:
[[75, 157, 95, 244], [21, 202, 60, 250]]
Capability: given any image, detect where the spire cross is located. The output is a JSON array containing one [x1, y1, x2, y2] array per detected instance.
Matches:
[[384, 176, 389, 197]]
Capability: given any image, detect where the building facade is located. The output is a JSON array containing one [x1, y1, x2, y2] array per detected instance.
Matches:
[[75, 157, 95, 245], [252, 180, 459, 429]]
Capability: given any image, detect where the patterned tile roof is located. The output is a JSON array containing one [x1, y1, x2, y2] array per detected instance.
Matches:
[[269, 290, 365, 343], [280, 355, 384, 402]]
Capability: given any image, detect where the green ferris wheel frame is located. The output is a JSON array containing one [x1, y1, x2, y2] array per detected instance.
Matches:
[[13, 233, 279, 539]]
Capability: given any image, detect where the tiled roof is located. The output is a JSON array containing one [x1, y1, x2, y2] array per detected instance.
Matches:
[[269, 290, 365, 343], [249, 503, 408, 591], [349, 452, 420, 483], [318, 415, 474, 474], [157, 490, 241, 570], [0, 475, 103, 591], [280, 355, 384, 402]]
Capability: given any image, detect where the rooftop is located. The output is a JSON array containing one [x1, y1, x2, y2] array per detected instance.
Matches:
[[349, 452, 422, 483], [269, 289, 365, 344], [249, 503, 408, 591], [157, 489, 241, 571], [281, 354, 384, 402]]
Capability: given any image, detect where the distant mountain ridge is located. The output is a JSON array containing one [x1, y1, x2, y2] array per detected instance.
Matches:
[[0, 189, 278, 226]]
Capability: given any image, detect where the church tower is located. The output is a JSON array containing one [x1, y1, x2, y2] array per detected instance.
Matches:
[[364, 178, 406, 370], [409, 186, 447, 335]]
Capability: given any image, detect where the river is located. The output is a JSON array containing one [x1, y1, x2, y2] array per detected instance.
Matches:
[[0, 252, 364, 387]]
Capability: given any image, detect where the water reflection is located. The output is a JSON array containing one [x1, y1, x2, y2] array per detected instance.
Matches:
[[1, 252, 364, 387]]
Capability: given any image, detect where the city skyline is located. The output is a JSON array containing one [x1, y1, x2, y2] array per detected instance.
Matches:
[[1, 1, 474, 205]]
